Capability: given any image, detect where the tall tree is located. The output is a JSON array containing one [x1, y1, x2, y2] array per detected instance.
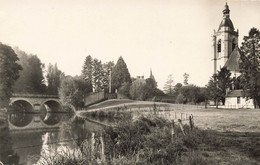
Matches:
[[206, 67, 232, 107], [13, 48, 46, 94], [183, 73, 189, 86], [111, 56, 131, 92], [163, 74, 174, 95], [92, 58, 104, 92], [216, 67, 232, 104], [143, 77, 157, 98], [240, 28, 260, 108], [81, 55, 93, 92], [0, 43, 22, 108], [46, 63, 64, 95], [206, 74, 219, 107], [173, 83, 182, 97], [103, 61, 115, 92]]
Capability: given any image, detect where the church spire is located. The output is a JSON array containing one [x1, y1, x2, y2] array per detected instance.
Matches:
[[149, 69, 155, 80], [223, 2, 230, 17]]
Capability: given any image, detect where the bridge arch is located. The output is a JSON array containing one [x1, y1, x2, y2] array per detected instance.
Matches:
[[41, 99, 62, 112], [10, 99, 34, 113]]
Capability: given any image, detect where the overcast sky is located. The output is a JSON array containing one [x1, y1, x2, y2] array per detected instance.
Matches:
[[1, 0, 260, 89]]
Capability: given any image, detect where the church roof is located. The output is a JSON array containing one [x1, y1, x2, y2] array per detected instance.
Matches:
[[226, 89, 244, 97], [224, 46, 241, 72]]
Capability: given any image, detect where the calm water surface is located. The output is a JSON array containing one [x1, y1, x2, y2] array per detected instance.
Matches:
[[0, 110, 105, 165]]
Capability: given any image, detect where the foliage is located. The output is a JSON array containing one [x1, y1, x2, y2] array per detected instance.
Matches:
[[12, 47, 46, 94], [206, 74, 219, 104], [46, 63, 64, 95], [169, 83, 205, 104], [58, 76, 92, 109], [118, 82, 131, 97], [183, 72, 189, 86], [104, 115, 200, 164], [0, 43, 22, 108], [111, 56, 131, 92], [81, 55, 93, 92], [163, 74, 174, 95], [180, 85, 201, 104], [81, 55, 114, 93], [102, 61, 115, 92], [239, 27, 260, 108], [216, 67, 232, 104], [129, 75, 159, 101], [129, 79, 146, 100], [206, 67, 232, 106], [36, 141, 103, 165], [173, 83, 183, 96], [92, 58, 105, 92], [176, 93, 185, 104]]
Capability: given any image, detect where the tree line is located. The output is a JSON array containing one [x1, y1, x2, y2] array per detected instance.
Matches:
[[1, 27, 259, 109]]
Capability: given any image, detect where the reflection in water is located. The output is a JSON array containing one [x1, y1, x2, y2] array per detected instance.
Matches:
[[40, 112, 61, 125], [10, 100, 33, 113], [0, 114, 20, 164], [1, 111, 107, 165], [9, 113, 33, 127]]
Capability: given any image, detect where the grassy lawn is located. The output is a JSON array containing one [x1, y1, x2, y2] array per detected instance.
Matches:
[[175, 108, 260, 132], [86, 99, 137, 110], [82, 100, 260, 133]]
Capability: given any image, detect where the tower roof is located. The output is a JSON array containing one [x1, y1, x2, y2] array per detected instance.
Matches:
[[218, 18, 235, 31], [218, 3, 235, 31], [224, 46, 241, 72]]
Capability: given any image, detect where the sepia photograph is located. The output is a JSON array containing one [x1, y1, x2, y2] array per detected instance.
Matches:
[[0, 0, 260, 164]]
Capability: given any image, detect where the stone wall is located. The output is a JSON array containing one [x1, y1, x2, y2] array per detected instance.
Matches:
[[117, 93, 128, 99]]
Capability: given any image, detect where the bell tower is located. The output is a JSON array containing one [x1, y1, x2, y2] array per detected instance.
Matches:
[[213, 3, 239, 74]]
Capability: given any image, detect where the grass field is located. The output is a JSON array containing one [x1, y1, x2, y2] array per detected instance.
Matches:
[[82, 99, 260, 132], [175, 108, 260, 132]]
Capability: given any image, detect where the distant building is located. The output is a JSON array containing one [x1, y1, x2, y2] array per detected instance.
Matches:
[[136, 75, 144, 79], [212, 3, 254, 109]]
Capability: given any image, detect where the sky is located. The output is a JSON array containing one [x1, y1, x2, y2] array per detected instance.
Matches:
[[0, 0, 260, 89]]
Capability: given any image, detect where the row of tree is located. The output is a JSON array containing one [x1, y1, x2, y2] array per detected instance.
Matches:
[[0, 44, 64, 108], [1, 27, 259, 109], [58, 56, 133, 108], [7, 47, 64, 95]]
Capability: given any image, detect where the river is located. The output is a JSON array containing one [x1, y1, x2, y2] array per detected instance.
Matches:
[[0, 109, 105, 165]]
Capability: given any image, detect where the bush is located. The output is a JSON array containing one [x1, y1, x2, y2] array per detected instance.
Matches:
[[103, 115, 201, 164]]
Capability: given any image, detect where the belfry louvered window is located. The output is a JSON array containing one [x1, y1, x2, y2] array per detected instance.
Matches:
[[217, 40, 221, 53]]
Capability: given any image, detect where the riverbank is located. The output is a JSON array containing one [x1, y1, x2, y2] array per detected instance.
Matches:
[[36, 114, 260, 165]]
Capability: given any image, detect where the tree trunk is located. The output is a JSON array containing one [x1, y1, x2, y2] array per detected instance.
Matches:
[[254, 98, 257, 109]]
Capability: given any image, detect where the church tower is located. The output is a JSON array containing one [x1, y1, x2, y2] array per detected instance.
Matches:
[[213, 3, 239, 74]]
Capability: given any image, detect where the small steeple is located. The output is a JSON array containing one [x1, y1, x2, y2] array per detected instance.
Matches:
[[223, 2, 230, 17], [149, 69, 155, 80]]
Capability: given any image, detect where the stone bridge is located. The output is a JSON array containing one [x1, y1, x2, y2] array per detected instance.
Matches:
[[10, 93, 62, 112]]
